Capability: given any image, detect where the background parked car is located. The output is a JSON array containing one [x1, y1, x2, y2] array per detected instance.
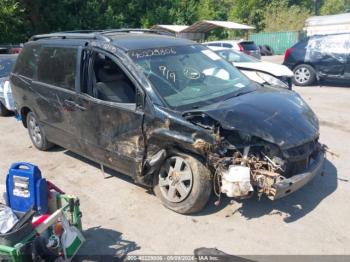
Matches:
[[204, 40, 261, 59], [0, 45, 22, 54], [0, 54, 17, 116], [208, 46, 293, 89], [283, 33, 350, 86]]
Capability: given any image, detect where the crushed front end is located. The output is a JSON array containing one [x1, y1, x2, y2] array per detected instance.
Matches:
[[209, 131, 325, 200], [184, 108, 326, 201]]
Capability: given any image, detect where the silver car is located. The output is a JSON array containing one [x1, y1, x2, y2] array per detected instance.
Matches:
[[0, 54, 17, 116]]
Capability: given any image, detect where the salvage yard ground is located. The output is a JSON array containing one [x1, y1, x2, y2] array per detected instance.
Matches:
[[0, 67, 350, 258]]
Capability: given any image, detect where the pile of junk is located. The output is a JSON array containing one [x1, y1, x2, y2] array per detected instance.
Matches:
[[0, 162, 85, 261]]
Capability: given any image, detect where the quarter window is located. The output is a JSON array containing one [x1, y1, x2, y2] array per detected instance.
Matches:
[[37, 47, 77, 90], [13, 45, 39, 78], [222, 43, 233, 48]]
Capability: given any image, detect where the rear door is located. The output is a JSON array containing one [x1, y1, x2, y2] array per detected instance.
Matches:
[[308, 35, 346, 78], [32, 46, 80, 149], [73, 48, 145, 177]]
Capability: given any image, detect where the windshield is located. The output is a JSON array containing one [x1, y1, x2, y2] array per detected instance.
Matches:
[[0, 57, 16, 78], [215, 49, 258, 63], [129, 45, 254, 110]]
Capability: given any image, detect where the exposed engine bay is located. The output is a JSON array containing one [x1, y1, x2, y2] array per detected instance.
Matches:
[[185, 111, 324, 200]]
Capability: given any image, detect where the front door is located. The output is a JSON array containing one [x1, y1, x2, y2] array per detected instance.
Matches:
[[73, 48, 145, 177]]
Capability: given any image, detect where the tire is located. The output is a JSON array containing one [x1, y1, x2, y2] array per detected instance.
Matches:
[[261, 45, 273, 56], [26, 111, 54, 150], [153, 153, 212, 214], [0, 102, 10, 116], [263, 45, 274, 56], [293, 64, 316, 86], [258, 45, 266, 56]]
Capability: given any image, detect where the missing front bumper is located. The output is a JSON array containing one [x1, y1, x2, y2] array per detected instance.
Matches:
[[269, 151, 325, 200]]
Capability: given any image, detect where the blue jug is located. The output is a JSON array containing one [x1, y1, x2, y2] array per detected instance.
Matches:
[[6, 162, 48, 214]]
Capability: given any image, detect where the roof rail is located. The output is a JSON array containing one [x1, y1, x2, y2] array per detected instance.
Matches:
[[30, 32, 111, 42], [101, 28, 173, 36]]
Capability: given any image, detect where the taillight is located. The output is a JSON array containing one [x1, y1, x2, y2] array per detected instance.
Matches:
[[238, 43, 244, 52], [284, 48, 293, 61]]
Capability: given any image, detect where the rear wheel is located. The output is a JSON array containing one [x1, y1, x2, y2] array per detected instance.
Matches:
[[293, 64, 316, 86], [26, 112, 54, 150], [0, 102, 10, 116], [153, 154, 212, 214]]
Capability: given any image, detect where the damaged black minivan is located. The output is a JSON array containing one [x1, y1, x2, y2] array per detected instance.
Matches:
[[10, 30, 325, 214]]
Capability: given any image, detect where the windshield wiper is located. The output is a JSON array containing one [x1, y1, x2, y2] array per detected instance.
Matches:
[[232, 89, 254, 98]]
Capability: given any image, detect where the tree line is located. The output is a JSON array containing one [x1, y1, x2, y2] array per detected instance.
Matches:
[[1, 0, 349, 43]]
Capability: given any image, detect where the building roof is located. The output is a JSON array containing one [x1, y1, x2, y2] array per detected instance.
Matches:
[[305, 13, 350, 27], [151, 25, 189, 33], [304, 13, 350, 36], [182, 20, 255, 33]]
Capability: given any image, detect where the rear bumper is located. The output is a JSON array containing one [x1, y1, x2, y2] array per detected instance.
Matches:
[[270, 151, 325, 200]]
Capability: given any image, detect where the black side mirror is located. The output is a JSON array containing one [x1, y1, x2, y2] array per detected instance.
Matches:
[[136, 88, 145, 108]]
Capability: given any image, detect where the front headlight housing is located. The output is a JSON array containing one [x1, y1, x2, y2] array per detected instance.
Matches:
[[256, 72, 289, 89]]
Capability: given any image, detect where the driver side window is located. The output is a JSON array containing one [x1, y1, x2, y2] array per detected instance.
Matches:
[[86, 51, 136, 104]]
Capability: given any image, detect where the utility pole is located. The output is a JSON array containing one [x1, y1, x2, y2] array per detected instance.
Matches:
[[314, 0, 320, 15]]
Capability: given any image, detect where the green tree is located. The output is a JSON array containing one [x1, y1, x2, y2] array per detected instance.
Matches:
[[229, 0, 269, 32], [263, 0, 311, 32], [0, 0, 26, 43], [320, 0, 350, 15]]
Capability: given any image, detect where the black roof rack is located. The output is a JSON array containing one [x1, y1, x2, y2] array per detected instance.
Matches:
[[30, 32, 111, 42], [100, 28, 173, 36], [29, 28, 173, 42]]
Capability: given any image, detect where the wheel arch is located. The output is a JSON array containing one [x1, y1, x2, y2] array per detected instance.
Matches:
[[20, 106, 32, 128]]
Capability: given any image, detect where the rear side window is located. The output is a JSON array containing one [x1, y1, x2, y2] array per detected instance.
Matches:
[[37, 47, 77, 90], [13, 45, 39, 78], [0, 57, 16, 78], [222, 43, 233, 48], [207, 43, 222, 47], [239, 41, 258, 50]]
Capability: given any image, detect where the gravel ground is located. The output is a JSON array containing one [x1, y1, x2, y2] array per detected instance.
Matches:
[[0, 59, 349, 259]]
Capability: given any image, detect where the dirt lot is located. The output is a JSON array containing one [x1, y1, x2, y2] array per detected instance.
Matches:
[[0, 71, 350, 258]]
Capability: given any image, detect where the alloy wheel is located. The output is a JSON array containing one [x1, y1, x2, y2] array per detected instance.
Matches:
[[294, 66, 311, 84], [158, 156, 193, 203], [28, 115, 42, 146]]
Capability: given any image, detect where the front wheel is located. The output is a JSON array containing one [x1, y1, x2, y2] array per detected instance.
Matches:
[[293, 64, 316, 86], [153, 154, 212, 214], [26, 112, 54, 151]]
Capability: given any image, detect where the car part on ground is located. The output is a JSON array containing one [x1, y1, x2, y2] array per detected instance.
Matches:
[[11, 30, 325, 214], [260, 45, 274, 56], [283, 33, 350, 86]]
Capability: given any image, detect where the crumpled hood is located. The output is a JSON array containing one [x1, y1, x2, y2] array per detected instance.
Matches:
[[195, 87, 319, 149]]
